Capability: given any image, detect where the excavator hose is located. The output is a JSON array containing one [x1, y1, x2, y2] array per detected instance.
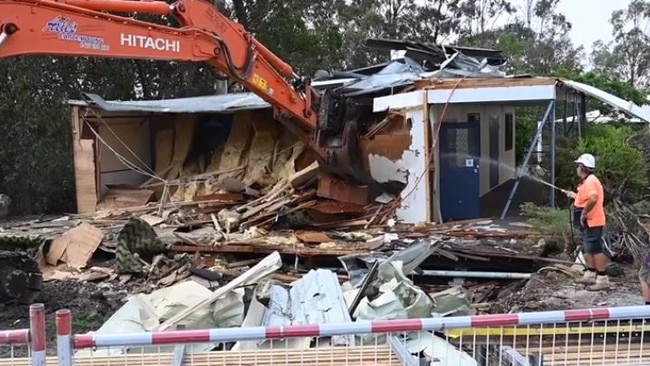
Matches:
[[214, 35, 255, 81]]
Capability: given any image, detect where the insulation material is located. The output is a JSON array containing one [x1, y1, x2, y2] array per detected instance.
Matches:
[[205, 142, 226, 173], [174, 181, 201, 202], [166, 114, 196, 181], [273, 133, 308, 183], [218, 112, 253, 173], [167, 115, 197, 202], [243, 118, 280, 186], [272, 126, 298, 171], [155, 110, 315, 203]]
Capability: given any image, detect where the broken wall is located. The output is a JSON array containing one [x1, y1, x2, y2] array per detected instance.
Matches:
[[70, 107, 314, 213], [96, 117, 152, 187], [150, 109, 313, 202], [359, 112, 414, 186]]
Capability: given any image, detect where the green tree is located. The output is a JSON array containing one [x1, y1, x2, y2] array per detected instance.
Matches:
[[590, 0, 650, 89]]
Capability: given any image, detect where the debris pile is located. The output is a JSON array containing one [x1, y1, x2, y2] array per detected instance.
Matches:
[[0, 215, 550, 286], [82, 108, 408, 237], [604, 199, 650, 264], [1, 212, 642, 361]]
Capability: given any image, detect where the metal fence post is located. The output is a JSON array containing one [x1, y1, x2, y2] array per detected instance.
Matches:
[[29, 303, 46, 366], [56, 309, 73, 366]]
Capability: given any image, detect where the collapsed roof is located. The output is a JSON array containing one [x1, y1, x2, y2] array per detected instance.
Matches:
[[313, 38, 508, 96]]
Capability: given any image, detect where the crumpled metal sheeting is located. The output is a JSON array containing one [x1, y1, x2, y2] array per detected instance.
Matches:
[[338, 239, 441, 287], [233, 268, 354, 350], [333, 58, 425, 97], [364, 38, 507, 67], [354, 261, 435, 345], [74, 280, 246, 357]]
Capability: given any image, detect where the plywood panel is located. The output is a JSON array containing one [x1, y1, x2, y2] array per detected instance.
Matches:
[[73, 139, 98, 214], [97, 119, 151, 174], [154, 128, 174, 175]]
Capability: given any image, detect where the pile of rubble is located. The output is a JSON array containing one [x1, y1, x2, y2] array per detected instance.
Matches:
[[1, 208, 640, 362], [0, 212, 552, 286]]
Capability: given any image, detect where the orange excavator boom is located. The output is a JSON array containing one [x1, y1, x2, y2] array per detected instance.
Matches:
[[0, 0, 317, 129], [0, 0, 371, 184]]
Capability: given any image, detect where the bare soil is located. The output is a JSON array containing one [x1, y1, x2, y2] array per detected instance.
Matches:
[[0, 281, 132, 357], [492, 264, 644, 313]]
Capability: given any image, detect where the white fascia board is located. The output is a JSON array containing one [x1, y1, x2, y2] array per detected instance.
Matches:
[[373, 90, 426, 112], [426, 85, 556, 104]]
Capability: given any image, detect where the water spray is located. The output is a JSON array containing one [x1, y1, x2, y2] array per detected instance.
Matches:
[[516, 168, 572, 195], [531, 178, 572, 195]]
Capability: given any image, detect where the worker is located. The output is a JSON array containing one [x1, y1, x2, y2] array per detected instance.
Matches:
[[564, 153, 609, 290]]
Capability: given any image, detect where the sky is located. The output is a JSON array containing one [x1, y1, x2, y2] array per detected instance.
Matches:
[[557, 0, 632, 53]]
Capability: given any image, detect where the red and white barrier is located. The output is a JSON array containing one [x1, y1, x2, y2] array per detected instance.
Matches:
[[0, 303, 640, 366], [28, 304, 46, 366], [0, 329, 29, 345], [0, 303, 46, 366], [64, 305, 650, 349], [55, 310, 72, 366]]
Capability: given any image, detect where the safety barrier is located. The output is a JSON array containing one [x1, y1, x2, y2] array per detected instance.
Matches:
[[1, 304, 650, 365], [0, 304, 45, 366]]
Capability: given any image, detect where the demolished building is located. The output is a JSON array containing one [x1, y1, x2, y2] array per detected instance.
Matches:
[[1, 39, 649, 365], [65, 39, 650, 226]]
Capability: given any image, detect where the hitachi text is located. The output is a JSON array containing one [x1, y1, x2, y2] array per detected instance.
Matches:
[[120, 33, 180, 53]]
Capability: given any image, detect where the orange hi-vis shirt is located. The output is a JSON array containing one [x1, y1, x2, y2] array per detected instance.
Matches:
[[575, 174, 606, 227]]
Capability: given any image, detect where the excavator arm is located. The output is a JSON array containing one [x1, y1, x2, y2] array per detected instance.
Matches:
[[0, 0, 318, 130], [0, 0, 371, 184], [0, 0, 378, 306]]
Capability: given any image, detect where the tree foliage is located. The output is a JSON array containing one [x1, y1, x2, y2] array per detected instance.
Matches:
[[548, 124, 648, 207], [591, 0, 650, 89]]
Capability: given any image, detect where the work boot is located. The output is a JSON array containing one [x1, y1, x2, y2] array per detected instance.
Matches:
[[587, 275, 610, 291], [576, 270, 596, 284]]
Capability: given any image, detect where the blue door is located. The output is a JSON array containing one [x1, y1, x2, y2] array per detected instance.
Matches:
[[440, 122, 481, 221]]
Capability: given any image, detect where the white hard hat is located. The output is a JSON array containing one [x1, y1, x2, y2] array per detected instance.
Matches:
[[574, 153, 596, 169]]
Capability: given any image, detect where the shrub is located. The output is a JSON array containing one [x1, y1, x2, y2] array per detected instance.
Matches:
[[576, 125, 647, 202], [520, 202, 572, 249], [549, 124, 648, 204]]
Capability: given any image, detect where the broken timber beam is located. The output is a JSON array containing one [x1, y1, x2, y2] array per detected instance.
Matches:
[[170, 244, 367, 257]]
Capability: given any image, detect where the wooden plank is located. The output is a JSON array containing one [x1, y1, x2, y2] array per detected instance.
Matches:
[[73, 139, 98, 214], [170, 243, 367, 256], [414, 76, 557, 90]]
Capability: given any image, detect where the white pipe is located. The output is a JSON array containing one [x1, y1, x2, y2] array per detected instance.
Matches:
[[420, 270, 532, 279]]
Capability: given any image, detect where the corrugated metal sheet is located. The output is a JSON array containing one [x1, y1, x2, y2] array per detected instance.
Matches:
[[263, 268, 354, 347], [67, 78, 359, 114], [232, 268, 354, 351], [69, 92, 270, 114], [560, 79, 650, 123]]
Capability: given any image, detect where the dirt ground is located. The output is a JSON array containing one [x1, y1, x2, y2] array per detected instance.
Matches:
[[0, 280, 134, 357], [493, 264, 644, 313]]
